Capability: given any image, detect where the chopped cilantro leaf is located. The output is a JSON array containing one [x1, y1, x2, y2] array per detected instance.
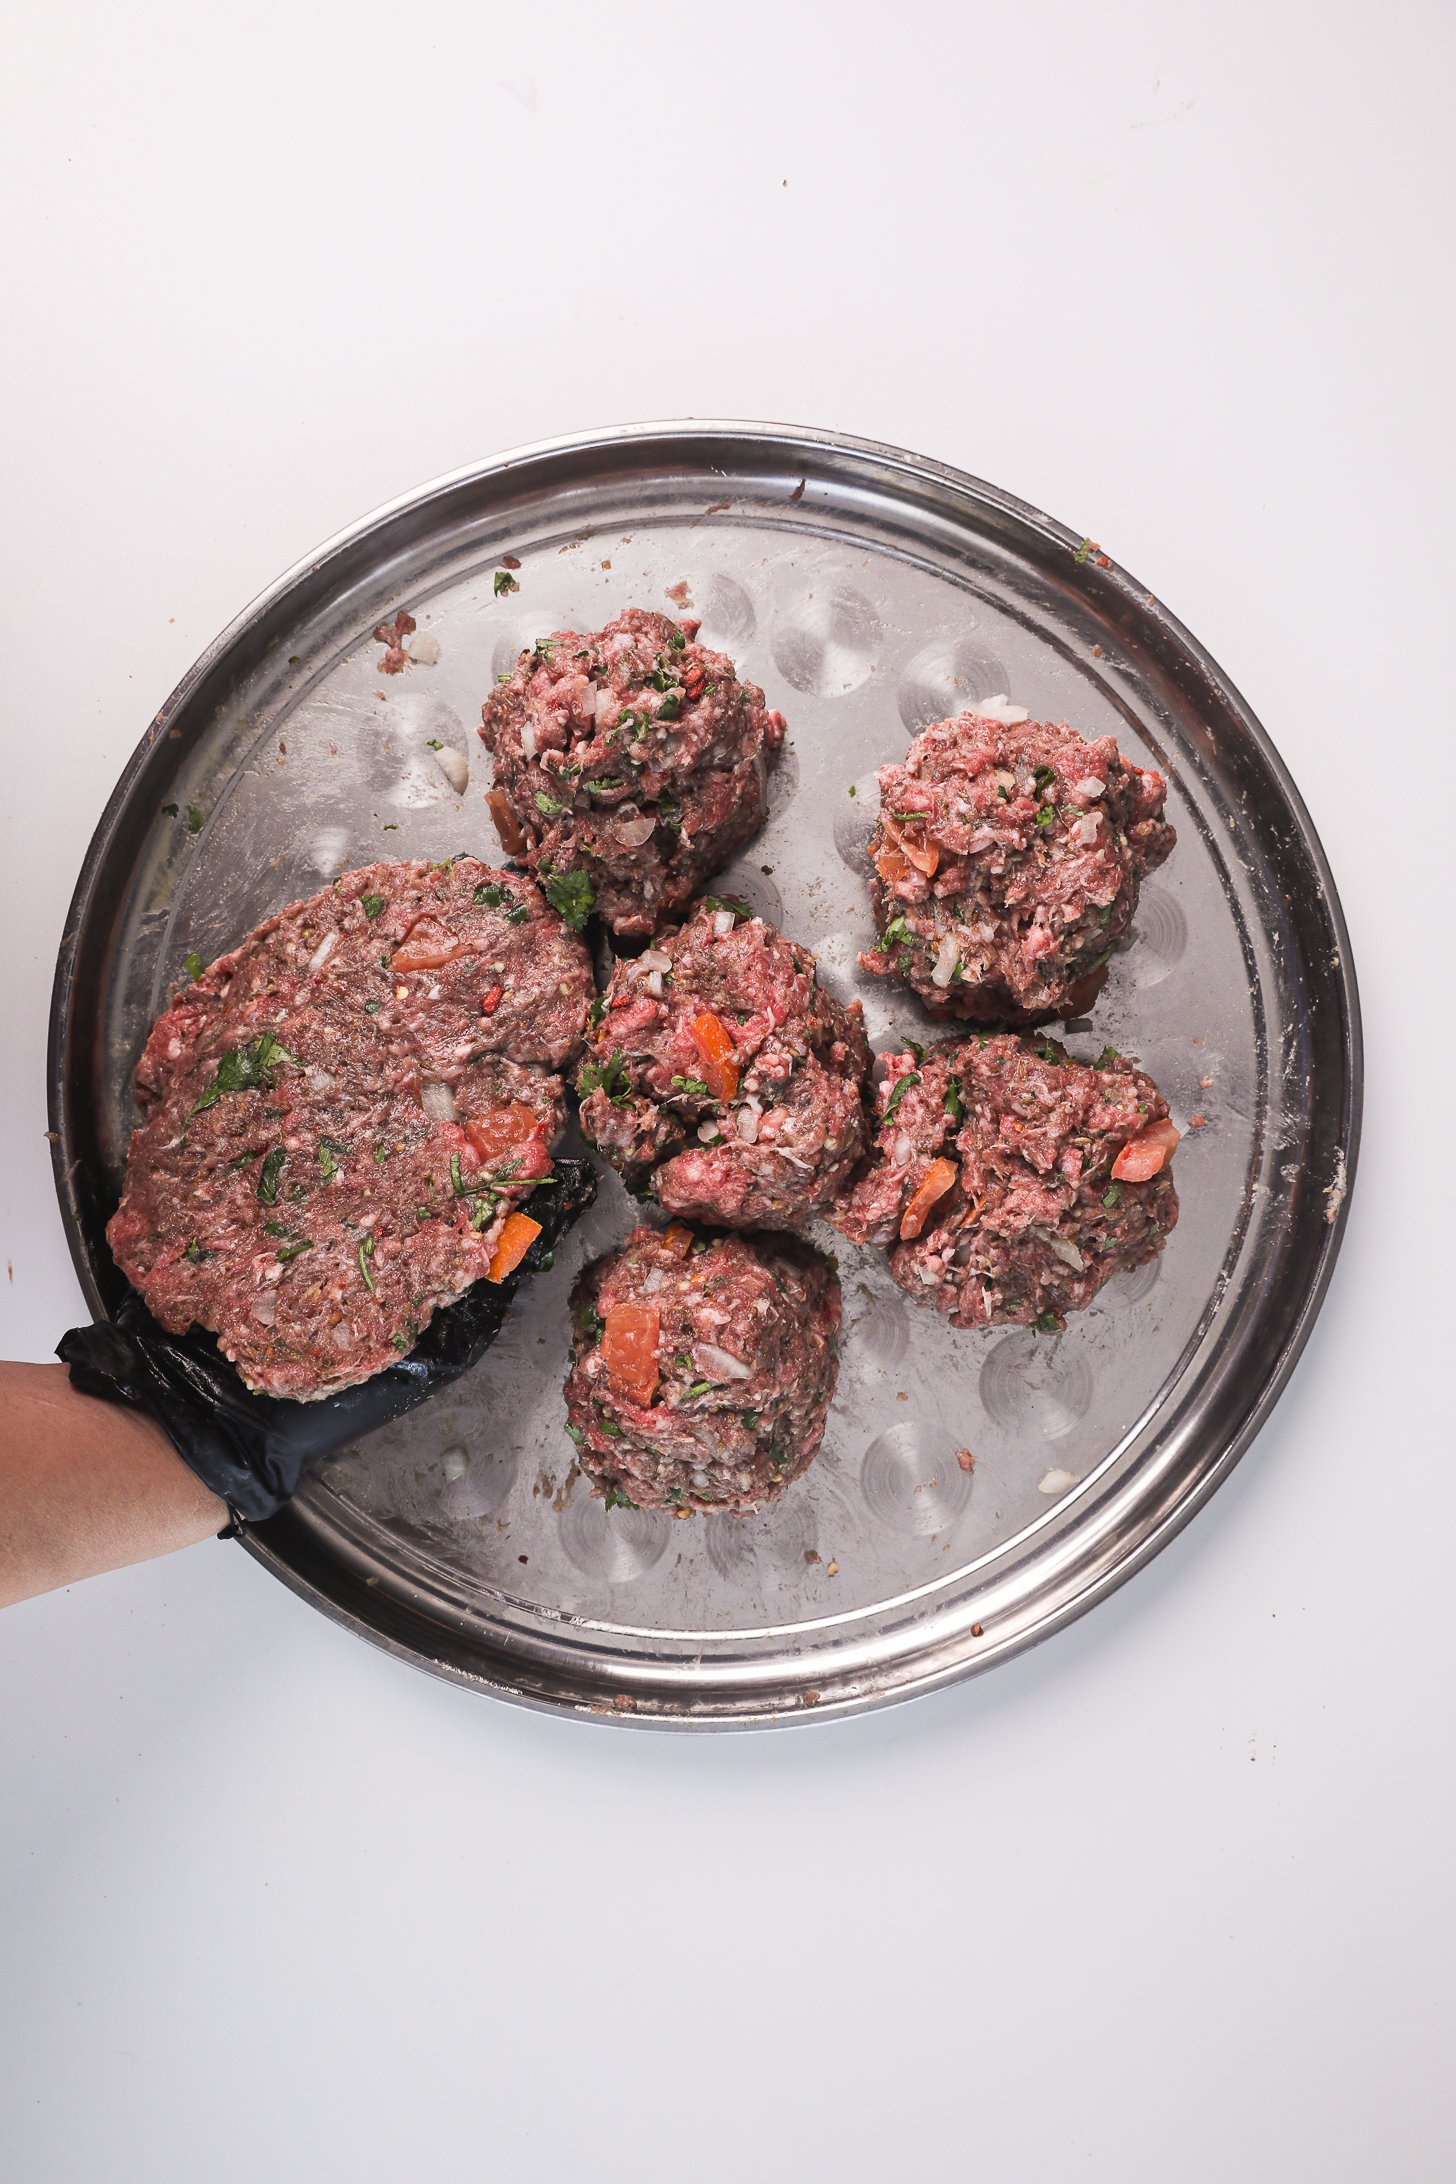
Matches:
[[532, 637, 555, 659], [1102, 1182, 1123, 1210], [277, 1239, 312, 1262], [426, 737, 444, 750], [183, 952, 203, 982], [1075, 537, 1093, 565], [945, 1078, 965, 1122], [565, 1421, 585, 1446], [256, 1148, 286, 1203], [318, 1136, 348, 1179], [681, 1380, 713, 1400], [578, 1048, 631, 1106], [667, 627, 686, 651], [186, 805, 204, 835], [534, 788, 563, 817], [1034, 805, 1057, 830], [1094, 1046, 1122, 1071], [474, 882, 505, 909], [1033, 1309, 1059, 1332], [671, 1075, 711, 1099], [882, 914, 912, 948], [541, 867, 595, 932], [494, 570, 519, 597], [361, 892, 387, 919], [882, 1071, 920, 1121], [603, 1484, 637, 1509], [189, 1031, 295, 1118], [357, 1234, 376, 1293], [363, 998, 381, 1014]]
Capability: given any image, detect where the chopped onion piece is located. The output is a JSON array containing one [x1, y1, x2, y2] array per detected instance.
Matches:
[[893, 1132, 914, 1166], [643, 970, 664, 998], [252, 1292, 277, 1326], [735, 1106, 760, 1144], [973, 694, 1030, 725], [440, 1446, 467, 1482], [931, 933, 960, 989], [696, 1342, 753, 1381], [697, 1120, 722, 1143], [519, 718, 537, 758], [578, 683, 599, 721], [1038, 1467, 1078, 1495], [431, 744, 469, 795], [1030, 1223, 1085, 1272], [1075, 776, 1105, 798], [712, 909, 737, 938], [407, 632, 441, 666], [637, 948, 672, 973], [421, 1080, 458, 1122], [307, 932, 337, 973], [614, 805, 656, 849], [1072, 814, 1100, 846]]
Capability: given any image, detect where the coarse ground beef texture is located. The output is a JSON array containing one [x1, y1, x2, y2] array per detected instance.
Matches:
[[107, 859, 593, 1400], [831, 1032, 1179, 1329], [478, 607, 786, 936], [576, 897, 871, 1231], [859, 705, 1175, 1023], [564, 1225, 841, 1515]]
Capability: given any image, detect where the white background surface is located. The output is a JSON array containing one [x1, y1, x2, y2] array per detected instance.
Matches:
[[1, 3, 1451, 2177]]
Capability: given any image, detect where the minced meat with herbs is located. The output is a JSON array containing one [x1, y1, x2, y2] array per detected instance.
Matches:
[[564, 1224, 841, 1515], [576, 897, 870, 1231], [478, 607, 786, 936], [831, 1032, 1179, 1330], [107, 858, 592, 1400], [859, 704, 1175, 1023]]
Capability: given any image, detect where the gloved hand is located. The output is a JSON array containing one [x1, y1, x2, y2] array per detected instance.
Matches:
[[56, 1155, 597, 1526]]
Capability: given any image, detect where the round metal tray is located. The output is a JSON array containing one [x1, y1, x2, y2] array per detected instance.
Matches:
[[48, 422, 1360, 1728]]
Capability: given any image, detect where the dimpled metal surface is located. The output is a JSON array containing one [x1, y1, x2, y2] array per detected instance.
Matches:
[[48, 423, 1360, 1728]]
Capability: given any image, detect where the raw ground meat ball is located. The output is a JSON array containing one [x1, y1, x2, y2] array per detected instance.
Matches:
[[107, 858, 592, 1399], [478, 607, 786, 936], [576, 896, 870, 1231], [859, 702, 1175, 1023], [832, 1031, 1179, 1329], [564, 1224, 841, 1515]]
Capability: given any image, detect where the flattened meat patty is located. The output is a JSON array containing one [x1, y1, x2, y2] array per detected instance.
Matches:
[[859, 704, 1175, 1023], [564, 1224, 841, 1515], [478, 607, 786, 936], [108, 859, 593, 1400], [576, 897, 870, 1231], [832, 1032, 1179, 1329]]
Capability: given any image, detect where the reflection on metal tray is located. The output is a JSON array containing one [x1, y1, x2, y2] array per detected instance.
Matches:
[[47, 422, 1361, 1728]]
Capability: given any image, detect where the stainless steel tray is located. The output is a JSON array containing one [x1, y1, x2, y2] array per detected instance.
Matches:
[[48, 422, 1360, 1728]]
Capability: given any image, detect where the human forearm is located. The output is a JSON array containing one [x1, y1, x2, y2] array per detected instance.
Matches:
[[0, 1362, 225, 1607]]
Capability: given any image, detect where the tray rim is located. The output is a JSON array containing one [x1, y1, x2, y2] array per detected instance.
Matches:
[[46, 417, 1363, 1730]]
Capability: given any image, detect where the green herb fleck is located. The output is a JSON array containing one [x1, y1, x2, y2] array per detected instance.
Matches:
[[474, 881, 505, 909], [1075, 537, 1093, 565], [183, 1240, 210, 1264], [182, 951, 203, 983], [317, 1137, 348, 1179], [1102, 1182, 1123, 1210], [578, 1303, 604, 1341], [374, 1143, 389, 1164], [565, 1422, 585, 1446], [1034, 805, 1057, 831], [361, 893, 387, 919], [603, 1484, 637, 1509], [681, 1380, 713, 1400], [534, 788, 564, 817], [668, 627, 686, 651], [1037, 1044, 1061, 1065], [186, 805, 204, 835], [532, 637, 555, 659], [883, 1071, 921, 1120], [702, 895, 752, 922], [277, 1239, 312, 1262], [256, 1148, 286, 1203], [882, 914, 912, 949], [945, 1078, 965, 1122], [1094, 1046, 1122, 1071], [1032, 764, 1056, 790], [847, 783, 856, 798], [585, 775, 625, 797], [357, 1234, 377, 1294], [363, 998, 381, 1014], [541, 867, 595, 932], [587, 994, 606, 1029], [494, 570, 519, 597], [426, 737, 444, 750], [741, 1410, 760, 1429], [903, 1038, 925, 1064], [1033, 1309, 1059, 1332], [655, 689, 681, 721], [189, 1031, 295, 1118], [578, 1048, 631, 1106]]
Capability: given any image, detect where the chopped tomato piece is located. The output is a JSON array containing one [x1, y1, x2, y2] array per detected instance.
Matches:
[[875, 843, 915, 887], [884, 814, 940, 877], [392, 917, 461, 973], [600, 1302, 661, 1406], [1111, 1118, 1181, 1183], [486, 787, 528, 858], [661, 1224, 694, 1259], [464, 1103, 541, 1164], [480, 985, 504, 1015], [486, 1211, 541, 1283], [690, 1010, 739, 1102], [899, 1155, 959, 1240]]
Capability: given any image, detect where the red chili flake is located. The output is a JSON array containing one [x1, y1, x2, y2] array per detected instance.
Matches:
[[956, 1448, 976, 1473], [500, 553, 521, 570], [787, 478, 806, 503], [971, 1622, 984, 1637], [374, 611, 417, 675], [480, 986, 504, 1015], [664, 579, 692, 605], [800, 1689, 822, 1707], [1199, 1075, 1214, 1088], [702, 500, 731, 515], [682, 666, 706, 700], [1189, 1113, 1208, 1128], [1091, 643, 1104, 658]]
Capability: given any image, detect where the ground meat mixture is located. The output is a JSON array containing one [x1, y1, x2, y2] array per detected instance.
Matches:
[[107, 859, 593, 1400], [576, 897, 870, 1230], [859, 705, 1175, 1023], [478, 607, 786, 936], [564, 1225, 841, 1514], [832, 1032, 1179, 1329]]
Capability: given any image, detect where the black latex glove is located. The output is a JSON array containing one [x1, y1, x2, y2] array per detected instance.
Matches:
[[56, 1156, 597, 1525]]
